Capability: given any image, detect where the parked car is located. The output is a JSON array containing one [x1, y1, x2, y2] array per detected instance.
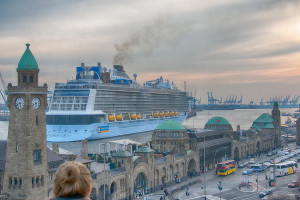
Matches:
[[249, 158, 256, 164], [238, 161, 248, 168], [259, 190, 273, 198], [263, 161, 272, 168], [267, 152, 272, 157], [242, 168, 253, 175], [288, 181, 299, 188]]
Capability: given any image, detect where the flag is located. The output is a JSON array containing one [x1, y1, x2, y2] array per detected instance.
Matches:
[[217, 119, 221, 123]]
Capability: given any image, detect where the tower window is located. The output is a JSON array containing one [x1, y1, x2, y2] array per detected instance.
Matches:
[[23, 75, 27, 83], [36, 177, 39, 187], [16, 142, 19, 152], [14, 178, 18, 185], [9, 177, 12, 189], [36, 116, 39, 126], [32, 177, 34, 188], [33, 149, 42, 165], [41, 175, 44, 186], [19, 178, 22, 189], [30, 76, 34, 83]]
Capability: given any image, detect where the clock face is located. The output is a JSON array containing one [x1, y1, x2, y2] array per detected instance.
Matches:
[[15, 97, 24, 110], [32, 97, 40, 109]]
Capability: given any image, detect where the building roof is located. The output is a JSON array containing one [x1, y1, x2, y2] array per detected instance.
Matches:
[[253, 113, 274, 123], [251, 113, 275, 129], [0, 140, 64, 172], [17, 43, 38, 70], [135, 146, 155, 153], [155, 120, 185, 131], [205, 116, 231, 125], [47, 148, 64, 163], [111, 151, 132, 158]]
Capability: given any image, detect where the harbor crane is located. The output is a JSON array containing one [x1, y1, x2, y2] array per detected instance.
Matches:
[[0, 73, 7, 105], [237, 96, 243, 105], [207, 92, 219, 106]]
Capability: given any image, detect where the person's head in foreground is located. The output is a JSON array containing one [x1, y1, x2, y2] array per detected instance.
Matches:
[[53, 161, 92, 199]]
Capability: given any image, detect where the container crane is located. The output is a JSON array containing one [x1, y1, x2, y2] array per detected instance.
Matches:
[[0, 73, 7, 105]]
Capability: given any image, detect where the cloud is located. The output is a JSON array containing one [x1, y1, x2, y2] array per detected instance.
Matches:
[[0, 0, 300, 103]]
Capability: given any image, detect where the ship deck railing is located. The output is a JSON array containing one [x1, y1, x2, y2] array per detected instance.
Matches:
[[54, 82, 185, 94]]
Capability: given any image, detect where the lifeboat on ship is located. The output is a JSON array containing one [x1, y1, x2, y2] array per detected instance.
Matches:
[[130, 113, 136, 120], [153, 113, 159, 118], [137, 114, 142, 119], [164, 112, 169, 117], [116, 115, 123, 121], [174, 111, 178, 116], [108, 115, 115, 122], [159, 112, 164, 118], [169, 112, 174, 117]]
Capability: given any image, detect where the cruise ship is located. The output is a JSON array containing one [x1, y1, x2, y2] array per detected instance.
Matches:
[[46, 63, 190, 142]]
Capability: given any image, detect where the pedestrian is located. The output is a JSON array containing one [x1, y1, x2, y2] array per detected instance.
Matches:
[[51, 161, 92, 200]]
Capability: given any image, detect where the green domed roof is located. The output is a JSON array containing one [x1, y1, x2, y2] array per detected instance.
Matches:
[[253, 113, 274, 123], [135, 146, 154, 153], [155, 120, 185, 131], [205, 116, 231, 125], [17, 43, 38, 70]]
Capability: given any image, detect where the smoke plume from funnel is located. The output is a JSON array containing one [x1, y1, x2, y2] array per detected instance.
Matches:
[[113, 16, 189, 65]]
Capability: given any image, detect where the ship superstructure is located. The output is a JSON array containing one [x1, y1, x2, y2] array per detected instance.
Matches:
[[46, 63, 189, 142]]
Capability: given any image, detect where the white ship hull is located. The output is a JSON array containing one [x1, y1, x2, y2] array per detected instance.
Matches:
[[47, 115, 187, 142]]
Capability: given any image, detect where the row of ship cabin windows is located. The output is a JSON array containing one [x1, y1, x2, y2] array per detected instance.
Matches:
[[8, 176, 44, 189], [51, 104, 87, 111], [52, 97, 88, 104], [157, 132, 183, 138]]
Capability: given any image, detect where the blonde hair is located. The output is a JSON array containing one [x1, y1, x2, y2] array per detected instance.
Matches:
[[53, 161, 92, 198]]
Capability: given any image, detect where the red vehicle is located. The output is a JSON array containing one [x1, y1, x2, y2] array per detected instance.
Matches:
[[288, 181, 299, 188]]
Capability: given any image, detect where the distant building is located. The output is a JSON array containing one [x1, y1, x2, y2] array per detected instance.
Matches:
[[151, 120, 190, 153], [204, 116, 233, 131]]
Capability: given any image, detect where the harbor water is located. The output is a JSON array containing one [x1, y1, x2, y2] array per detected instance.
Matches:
[[0, 108, 297, 155]]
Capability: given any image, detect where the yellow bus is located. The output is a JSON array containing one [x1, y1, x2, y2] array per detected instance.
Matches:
[[217, 160, 236, 176]]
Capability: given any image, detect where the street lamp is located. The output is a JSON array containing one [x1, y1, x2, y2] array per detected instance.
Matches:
[[213, 146, 229, 175], [98, 143, 107, 200]]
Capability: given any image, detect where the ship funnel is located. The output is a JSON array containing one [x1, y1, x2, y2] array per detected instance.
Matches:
[[113, 65, 124, 72], [133, 73, 137, 81], [81, 63, 85, 68], [103, 67, 107, 73], [113, 68, 117, 75]]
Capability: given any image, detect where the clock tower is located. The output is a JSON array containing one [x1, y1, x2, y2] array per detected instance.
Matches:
[[3, 44, 48, 199]]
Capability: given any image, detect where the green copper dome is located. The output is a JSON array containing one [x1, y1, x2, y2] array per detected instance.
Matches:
[[251, 113, 275, 129], [155, 120, 185, 131], [253, 113, 274, 123], [205, 116, 231, 125], [135, 146, 155, 153], [17, 43, 38, 70]]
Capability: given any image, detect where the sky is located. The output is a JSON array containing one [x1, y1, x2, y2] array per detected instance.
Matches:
[[0, 0, 300, 104]]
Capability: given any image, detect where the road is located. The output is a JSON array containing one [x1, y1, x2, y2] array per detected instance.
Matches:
[[171, 150, 299, 199]]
